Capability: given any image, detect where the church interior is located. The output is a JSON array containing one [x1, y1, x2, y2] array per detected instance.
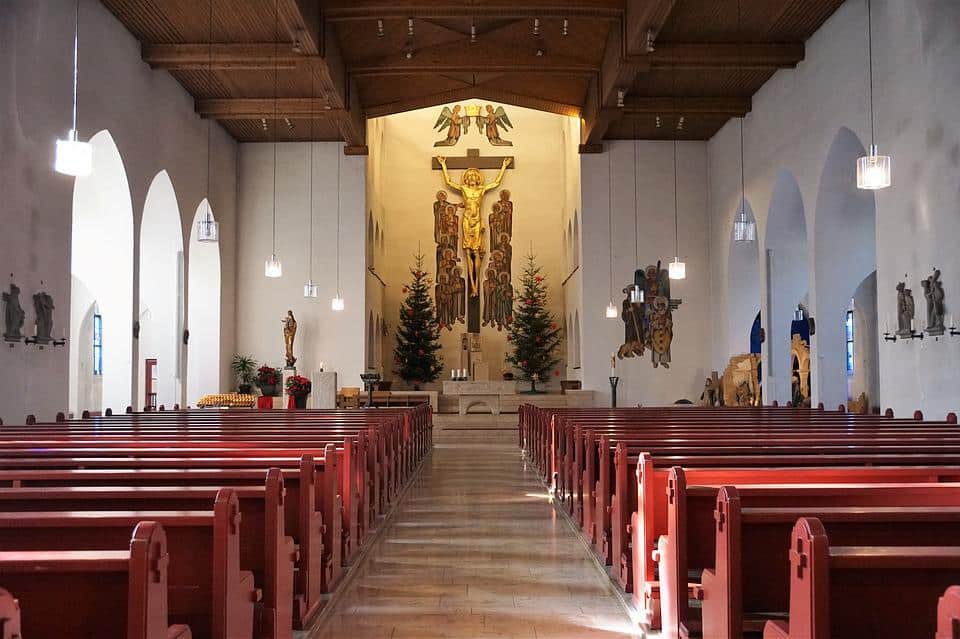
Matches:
[[2, 1, 960, 637]]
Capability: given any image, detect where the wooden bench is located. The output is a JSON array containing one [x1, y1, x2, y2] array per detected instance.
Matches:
[[764, 517, 960, 639], [661, 474, 960, 639], [937, 586, 960, 639], [0, 521, 191, 639], [0, 588, 20, 639], [701, 489, 960, 639]]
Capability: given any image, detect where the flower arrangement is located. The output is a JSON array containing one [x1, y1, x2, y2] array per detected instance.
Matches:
[[285, 375, 312, 397], [256, 366, 281, 386]]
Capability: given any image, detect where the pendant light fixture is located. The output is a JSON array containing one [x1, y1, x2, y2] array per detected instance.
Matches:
[[264, 0, 282, 278], [732, 0, 755, 243], [732, 118, 755, 242], [856, 0, 890, 190], [605, 150, 619, 318], [197, 0, 219, 243], [668, 68, 686, 280], [331, 149, 345, 311], [629, 121, 644, 304], [303, 72, 318, 297], [55, 0, 93, 177]]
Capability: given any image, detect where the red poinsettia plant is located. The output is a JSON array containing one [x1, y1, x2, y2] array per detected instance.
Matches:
[[256, 366, 281, 386], [285, 375, 312, 397]]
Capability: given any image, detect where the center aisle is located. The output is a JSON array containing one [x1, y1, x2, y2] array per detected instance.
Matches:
[[310, 417, 642, 639]]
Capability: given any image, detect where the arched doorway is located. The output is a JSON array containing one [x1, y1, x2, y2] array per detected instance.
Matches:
[[69, 130, 134, 416], [764, 170, 809, 405], [139, 170, 184, 410], [187, 200, 221, 406], [813, 128, 878, 409]]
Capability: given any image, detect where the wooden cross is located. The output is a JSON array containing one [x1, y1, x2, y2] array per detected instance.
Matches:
[[430, 148, 516, 170]]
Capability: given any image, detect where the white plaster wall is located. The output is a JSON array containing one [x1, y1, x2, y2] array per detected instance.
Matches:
[[707, 0, 960, 418], [236, 142, 367, 389], [0, 0, 238, 424], [580, 140, 712, 406]]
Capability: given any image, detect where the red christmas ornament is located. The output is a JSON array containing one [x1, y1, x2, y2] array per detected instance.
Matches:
[[506, 335, 512, 341], [417, 349, 424, 356], [535, 275, 543, 282], [554, 369, 560, 376], [535, 337, 541, 343]]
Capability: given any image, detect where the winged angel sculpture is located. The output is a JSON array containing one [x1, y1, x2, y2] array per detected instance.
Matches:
[[433, 104, 513, 147]]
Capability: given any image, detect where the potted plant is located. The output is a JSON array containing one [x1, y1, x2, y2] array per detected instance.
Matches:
[[256, 366, 282, 397], [231, 354, 257, 394], [285, 375, 312, 409]]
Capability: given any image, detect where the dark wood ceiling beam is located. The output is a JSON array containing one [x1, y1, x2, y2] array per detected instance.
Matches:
[[349, 40, 597, 76], [142, 43, 311, 70], [622, 96, 751, 116], [324, 1, 622, 21], [364, 87, 580, 119], [580, 0, 678, 149], [632, 42, 806, 70], [196, 98, 340, 119]]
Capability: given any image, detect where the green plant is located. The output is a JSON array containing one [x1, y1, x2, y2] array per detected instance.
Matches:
[[231, 354, 258, 387], [285, 375, 312, 396]]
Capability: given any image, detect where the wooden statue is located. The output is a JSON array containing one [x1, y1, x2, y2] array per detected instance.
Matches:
[[32, 291, 55, 344], [699, 372, 721, 407], [282, 310, 297, 368], [721, 354, 761, 407], [922, 268, 946, 336], [436, 155, 511, 298], [790, 333, 811, 405], [896, 281, 915, 337], [2, 283, 25, 342]]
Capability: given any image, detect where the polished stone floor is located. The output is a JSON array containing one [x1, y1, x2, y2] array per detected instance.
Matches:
[[309, 416, 642, 639]]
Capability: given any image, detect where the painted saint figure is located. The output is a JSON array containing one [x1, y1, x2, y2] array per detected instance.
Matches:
[[282, 310, 297, 368], [436, 155, 511, 297]]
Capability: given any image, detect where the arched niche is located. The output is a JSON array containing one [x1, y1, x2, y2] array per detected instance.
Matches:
[[764, 169, 809, 405], [69, 130, 134, 416], [139, 170, 184, 410], [812, 127, 877, 409], [187, 200, 222, 406], [726, 200, 761, 358]]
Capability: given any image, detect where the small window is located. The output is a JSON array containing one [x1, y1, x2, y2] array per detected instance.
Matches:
[[93, 313, 103, 376], [845, 310, 854, 374]]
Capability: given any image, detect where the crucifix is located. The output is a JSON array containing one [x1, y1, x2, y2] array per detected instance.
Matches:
[[433, 148, 515, 333]]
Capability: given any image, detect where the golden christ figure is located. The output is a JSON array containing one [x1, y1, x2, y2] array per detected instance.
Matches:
[[436, 155, 511, 297]]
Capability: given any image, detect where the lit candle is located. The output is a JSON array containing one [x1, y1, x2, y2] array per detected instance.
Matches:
[[911, 318, 915, 331], [319, 361, 325, 372]]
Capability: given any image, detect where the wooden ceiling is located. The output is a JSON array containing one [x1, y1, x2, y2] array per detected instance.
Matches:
[[100, 0, 845, 151]]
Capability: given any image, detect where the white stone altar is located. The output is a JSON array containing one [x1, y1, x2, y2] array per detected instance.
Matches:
[[442, 380, 516, 415], [310, 371, 338, 409]]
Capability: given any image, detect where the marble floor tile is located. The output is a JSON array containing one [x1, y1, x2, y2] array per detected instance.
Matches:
[[307, 418, 643, 639]]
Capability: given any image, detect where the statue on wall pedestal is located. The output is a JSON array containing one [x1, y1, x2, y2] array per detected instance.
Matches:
[[896, 281, 915, 337], [282, 310, 297, 368], [2, 283, 25, 342], [921, 268, 946, 336], [32, 291, 55, 344]]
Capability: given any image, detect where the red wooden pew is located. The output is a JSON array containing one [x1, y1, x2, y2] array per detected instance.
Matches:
[[937, 586, 960, 639], [764, 517, 960, 639], [0, 588, 20, 639], [0, 521, 192, 639]]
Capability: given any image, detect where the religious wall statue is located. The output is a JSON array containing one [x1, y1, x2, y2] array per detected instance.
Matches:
[[617, 262, 682, 369], [433, 105, 464, 147], [436, 155, 511, 297], [921, 268, 946, 336], [2, 283, 25, 342], [433, 191, 465, 330], [282, 310, 297, 368], [481, 105, 513, 146], [896, 281, 915, 337], [32, 291, 55, 344]]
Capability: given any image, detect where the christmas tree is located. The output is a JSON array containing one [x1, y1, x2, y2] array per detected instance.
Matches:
[[506, 254, 562, 392], [393, 253, 444, 389]]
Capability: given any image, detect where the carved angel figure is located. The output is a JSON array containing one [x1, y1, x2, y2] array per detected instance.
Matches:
[[433, 105, 463, 147], [482, 104, 513, 146]]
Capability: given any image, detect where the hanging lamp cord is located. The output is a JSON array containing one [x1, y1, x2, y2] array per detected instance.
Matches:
[[206, 0, 213, 223], [866, 0, 875, 147], [309, 71, 315, 281], [633, 119, 639, 265], [272, 0, 279, 255], [673, 66, 680, 258], [738, 0, 747, 222], [336, 149, 341, 294], [607, 147, 614, 301], [71, 0, 80, 134]]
